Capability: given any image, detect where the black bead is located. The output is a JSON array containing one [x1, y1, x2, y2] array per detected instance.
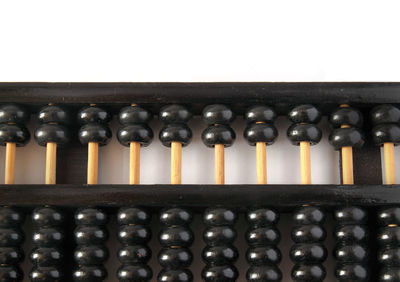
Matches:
[[159, 105, 192, 124], [291, 264, 326, 282], [0, 265, 23, 281], [0, 228, 24, 247], [334, 225, 368, 243], [159, 124, 192, 147], [118, 225, 151, 245], [0, 207, 24, 227], [78, 123, 112, 146], [157, 269, 193, 282], [38, 105, 70, 125], [247, 265, 282, 282], [287, 123, 322, 146], [246, 208, 279, 227], [117, 124, 153, 147], [32, 207, 64, 227], [202, 125, 235, 148], [202, 245, 238, 264], [77, 106, 111, 125], [74, 226, 108, 245], [159, 226, 194, 247], [73, 265, 107, 281], [74, 245, 109, 265], [119, 106, 153, 125], [293, 207, 325, 225], [34, 124, 70, 147], [335, 264, 368, 281], [379, 267, 400, 281], [288, 105, 321, 124], [290, 244, 327, 263], [30, 247, 63, 266], [329, 128, 365, 150], [158, 247, 193, 269], [372, 124, 400, 146], [378, 207, 400, 226], [0, 247, 24, 265], [204, 208, 237, 226], [330, 107, 364, 128], [32, 227, 64, 246], [244, 123, 278, 146], [75, 208, 108, 226], [291, 225, 326, 243], [246, 246, 281, 265], [202, 265, 238, 282], [244, 105, 277, 124], [160, 208, 193, 226], [203, 226, 236, 246], [30, 266, 63, 282], [118, 207, 151, 226], [334, 207, 368, 225], [379, 247, 400, 266], [0, 104, 29, 124], [246, 227, 280, 246], [334, 244, 368, 262], [0, 124, 30, 146], [378, 227, 400, 246], [371, 105, 400, 125], [202, 104, 235, 125], [117, 264, 153, 282], [118, 245, 151, 264]]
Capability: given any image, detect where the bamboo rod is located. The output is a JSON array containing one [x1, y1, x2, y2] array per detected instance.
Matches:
[[5, 142, 16, 184], [256, 142, 267, 184], [300, 141, 311, 185], [87, 142, 99, 185], [384, 142, 396, 185], [130, 142, 140, 185], [215, 144, 224, 185], [45, 142, 57, 185], [341, 146, 354, 185], [171, 141, 182, 185]]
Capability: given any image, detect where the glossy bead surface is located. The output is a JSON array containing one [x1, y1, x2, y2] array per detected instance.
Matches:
[[246, 246, 281, 265], [77, 106, 111, 125], [159, 124, 192, 147], [34, 124, 70, 147], [379, 267, 400, 281], [78, 123, 112, 146], [30, 247, 62, 266], [0, 265, 23, 281], [117, 264, 152, 282], [334, 207, 368, 224], [159, 105, 192, 124], [371, 105, 400, 125], [157, 269, 193, 282], [73, 265, 107, 281], [0, 104, 29, 124], [0, 247, 23, 265], [30, 266, 63, 282], [246, 227, 280, 246], [334, 244, 368, 262], [74, 226, 108, 245], [118, 207, 151, 225], [201, 125, 235, 148], [38, 105, 70, 125], [0, 208, 24, 227], [203, 226, 236, 246], [202, 104, 235, 125], [378, 207, 400, 226], [202, 245, 238, 264], [379, 247, 400, 266], [117, 124, 153, 147], [247, 265, 282, 282], [118, 225, 151, 245], [204, 208, 237, 226], [291, 264, 326, 282], [372, 124, 400, 146], [0, 228, 24, 247], [32, 208, 64, 227], [74, 245, 109, 264], [292, 225, 326, 243], [0, 124, 30, 146], [160, 208, 193, 226], [244, 123, 278, 146], [378, 227, 400, 246], [329, 127, 364, 150], [32, 228, 64, 246], [119, 106, 153, 125], [244, 105, 277, 124], [293, 207, 325, 225], [335, 264, 368, 281], [158, 248, 193, 269], [159, 226, 194, 247], [246, 208, 279, 227], [334, 225, 368, 242], [201, 265, 238, 282], [330, 107, 363, 128], [287, 123, 322, 146], [290, 243, 327, 263], [118, 245, 151, 264], [75, 208, 108, 226], [288, 105, 321, 124]]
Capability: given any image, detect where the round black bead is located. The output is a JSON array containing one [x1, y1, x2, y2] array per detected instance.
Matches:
[[244, 123, 278, 146], [334, 244, 368, 262], [379, 267, 400, 282], [0, 124, 30, 146], [30, 247, 63, 266], [287, 123, 322, 146], [32, 228, 64, 246], [335, 264, 368, 281], [291, 225, 326, 243], [330, 107, 363, 128], [158, 247, 193, 269], [32, 207, 64, 227], [378, 227, 400, 246], [118, 245, 151, 264], [0, 207, 24, 227], [244, 105, 277, 124], [329, 128, 364, 150], [160, 208, 193, 226], [334, 225, 368, 243], [293, 207, 326, 225], [204, 208, 237, 226], [246, 246, 281, 265], [246, 227, 280, 246], [73, 265, 107, 281], [246, 208, 279, 227], [0, 265, 23, 281], [0, 228, 24, 247], [30, 266, 63, 282], [0, 247, 24, 265], [291, 264, 326, 282], [378, 207, 400, 226], [38, 105, 70, 125], [247, 265, 282, 282], [118, 225, 151, 245], [74, 226, 108, 245], [78, 123, 112, 146], [119, 106, 153, 125], [74, 245, 109, 265], [157, 269, 193, 282], [77, 106, 111, 125], [0, 104, 29, 124], [117, 264, 152, 282], [288, 105, 321, 124], [202, 104, 235, 125], [371, 105, 400, 125], [290, 244, 327, 263], [159, 226, 194, 247], [34, 124, 70, 147], [203, 226, 236, 246], [202, 125, 235, 148], [118, 207, 151, 226], [159, 105, 192, 124], [118, 124, 153, 147], [159, 124, 192, 147], [372, 124, 400, 146], [334, 207, 368, 225], [202, 245, 238, 265], [379, 247, 400, 266], [201, 265, 238, 282], [74, 208, 108, 226]]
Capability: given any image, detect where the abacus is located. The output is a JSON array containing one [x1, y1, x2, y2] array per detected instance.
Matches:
[[0, 82, 399, 282]]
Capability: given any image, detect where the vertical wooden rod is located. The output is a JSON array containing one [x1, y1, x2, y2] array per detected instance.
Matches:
[[5, 142, 16, 184], [215, 144, 225, 185], [256, 142, 267, 184], [130, 142, 140, 185], [171, 141, 182, 185], [300, 141, 311, 185], [87, 142, 99, 185], [341, 146, 354, 185], [45, 142, 57, 185], [384, 142, 396, 185]]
